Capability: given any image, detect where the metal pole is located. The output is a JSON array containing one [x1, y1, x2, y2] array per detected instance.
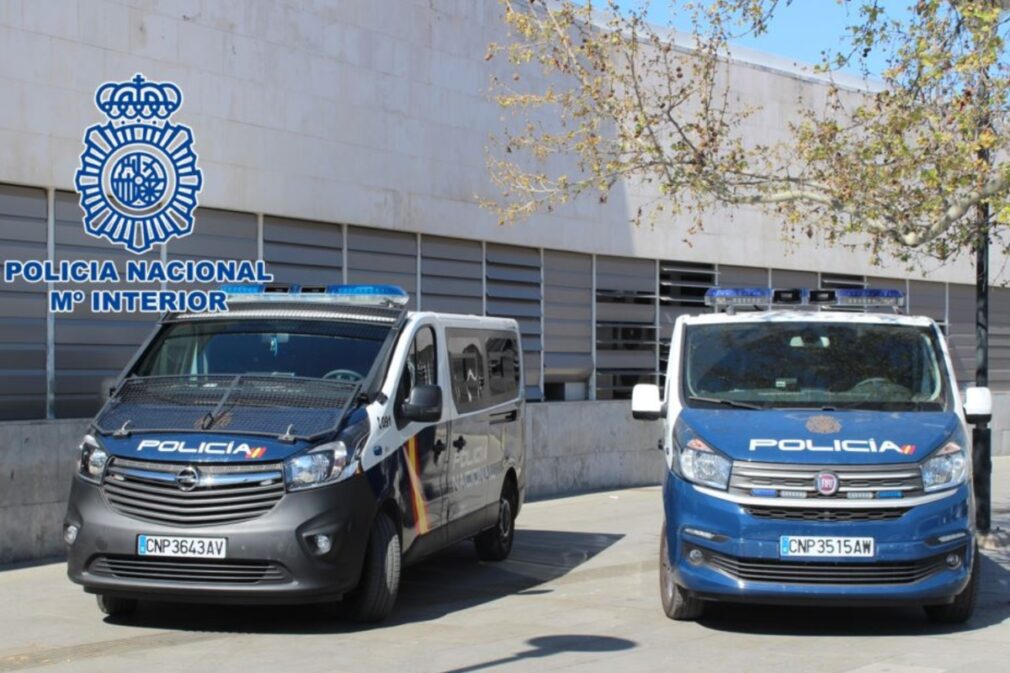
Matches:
[[973, 43, 994, 532], [974, 200, 992, 534]]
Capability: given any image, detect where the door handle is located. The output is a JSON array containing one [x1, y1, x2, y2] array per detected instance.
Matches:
[[433, 439, 446, 460], [452, 436, 467, 451], [490, 410, 518, 425]]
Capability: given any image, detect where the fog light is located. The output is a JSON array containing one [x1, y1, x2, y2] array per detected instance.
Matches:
[[312, 534, 332, 555], [945, 553, 962, 569], [687, 548, 705, 566], [63, 524, 79, 545]]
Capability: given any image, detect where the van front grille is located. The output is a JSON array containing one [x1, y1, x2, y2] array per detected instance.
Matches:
[[730, 461, 924, 500], [90, 556, 288, 584], [101, 458, 285, 526], [705, 549, 951, 585], [745, 506, 909, 522]]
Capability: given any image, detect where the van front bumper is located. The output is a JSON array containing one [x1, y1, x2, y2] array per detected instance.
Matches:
[[64, 474, 377, 605], [664, 475, 974, 606]]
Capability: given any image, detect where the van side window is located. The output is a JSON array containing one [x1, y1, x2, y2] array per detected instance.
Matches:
[[487, 333, 520, 402], [395, 326, 437, 428], [448, 330, 486, 413]]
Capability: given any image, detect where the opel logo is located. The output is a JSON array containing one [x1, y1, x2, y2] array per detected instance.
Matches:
[[814, 471, 839, 497], [176, 466, 200, 491]]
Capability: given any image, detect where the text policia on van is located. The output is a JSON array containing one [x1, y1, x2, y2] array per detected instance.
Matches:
[[63, 284, 526, 622]]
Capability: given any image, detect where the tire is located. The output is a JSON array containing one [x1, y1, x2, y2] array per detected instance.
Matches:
[[347, 512, 401, 623], [924, 547, 979, 625], [95, 594, 137, 618], [474, 482, 517, 562], [660, 524, 704, 621]]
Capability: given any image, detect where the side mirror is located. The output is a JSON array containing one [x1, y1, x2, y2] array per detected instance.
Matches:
[[963, 386, 992, 425], [401, 384, 442, 423], [632, 383, 663, 421]]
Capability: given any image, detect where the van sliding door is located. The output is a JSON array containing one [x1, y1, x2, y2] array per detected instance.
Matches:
[[446, 330, 492, 541]]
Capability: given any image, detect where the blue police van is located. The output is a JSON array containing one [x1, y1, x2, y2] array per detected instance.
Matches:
[[63, 284, 525, 622], [632, 287, 990, 622]]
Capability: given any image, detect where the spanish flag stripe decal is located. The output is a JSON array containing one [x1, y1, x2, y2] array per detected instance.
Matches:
[[404, 436, 431, 534]]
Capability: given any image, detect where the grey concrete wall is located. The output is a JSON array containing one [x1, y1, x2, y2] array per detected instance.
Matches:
[[2, 394, 1004, 565], [0, 403, 663, 565], [524, 401, 665, 500], [0, 419, 88, 565], [993, 392, 1010, 460]]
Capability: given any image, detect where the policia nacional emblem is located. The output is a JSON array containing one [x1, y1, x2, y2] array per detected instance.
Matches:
[[74, 74, 203, 254]]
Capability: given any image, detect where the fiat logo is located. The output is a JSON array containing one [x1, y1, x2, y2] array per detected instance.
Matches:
[[176, 466, 200, 491], [814, 471, 839, 496]]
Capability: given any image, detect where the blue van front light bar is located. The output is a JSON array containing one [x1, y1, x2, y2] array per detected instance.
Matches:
[[221, 283, 410, 306], [704, 287, 904, 312]]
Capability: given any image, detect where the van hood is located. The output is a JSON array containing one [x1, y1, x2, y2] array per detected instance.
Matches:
[[91, 375, 364, 463], [678, 407, 962, 465], [98, 432, 314, 463]]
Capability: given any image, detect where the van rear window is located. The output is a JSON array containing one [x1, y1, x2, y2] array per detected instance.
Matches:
[[447, 328, 520, 412]]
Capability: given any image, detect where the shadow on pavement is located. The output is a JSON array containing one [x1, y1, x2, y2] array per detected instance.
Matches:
[[436, 634, 637, 673], [696, 551, 1010, 636], [105, 528, 624, 634]]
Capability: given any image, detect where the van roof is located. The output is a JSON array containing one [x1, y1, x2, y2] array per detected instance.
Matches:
[[681, 310, 938, 328], [169, 306, 520, 332], [405, 311, 520, 331]]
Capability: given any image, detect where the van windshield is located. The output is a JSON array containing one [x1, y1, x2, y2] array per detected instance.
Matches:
[[682, 321, 949, 411], [134, 319, 390, 383]]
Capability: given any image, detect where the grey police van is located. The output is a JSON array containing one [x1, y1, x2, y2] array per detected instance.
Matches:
[[63, 284, 525, 621]]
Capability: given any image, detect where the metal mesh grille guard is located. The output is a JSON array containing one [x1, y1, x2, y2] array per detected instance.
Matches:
[[95, 375, 359, 440]]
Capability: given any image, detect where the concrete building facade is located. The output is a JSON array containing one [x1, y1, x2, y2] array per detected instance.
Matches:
[[0, 0, 1008, 561]]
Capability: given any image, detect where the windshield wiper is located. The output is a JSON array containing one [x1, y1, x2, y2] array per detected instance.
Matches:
[[201, 374, 242, 430], [688, 396, 764, 410]]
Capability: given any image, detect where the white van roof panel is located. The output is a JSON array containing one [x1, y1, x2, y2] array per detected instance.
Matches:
[[681, 310, 937, 328]]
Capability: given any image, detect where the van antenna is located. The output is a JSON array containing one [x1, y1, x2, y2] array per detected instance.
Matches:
[[114, 420, 132, 438]]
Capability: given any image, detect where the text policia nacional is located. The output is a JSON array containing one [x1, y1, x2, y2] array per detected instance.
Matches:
[[2, 259, 273, 314]]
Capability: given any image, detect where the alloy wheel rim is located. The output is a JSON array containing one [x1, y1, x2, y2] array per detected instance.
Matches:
[[499, 498, 512, 538]]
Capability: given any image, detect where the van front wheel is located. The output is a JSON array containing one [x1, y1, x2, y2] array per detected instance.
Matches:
[[96, 594, 137, 618], [347, 512, 401, 622], [474, 483, 516, 562], [660, 525, 704, 621]]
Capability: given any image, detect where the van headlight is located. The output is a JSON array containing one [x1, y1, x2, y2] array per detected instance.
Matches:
[[78, 434, 108, 482], [674, 422, 731, 490], [921, 442, 968, 492], [285, 441, 350, 490]]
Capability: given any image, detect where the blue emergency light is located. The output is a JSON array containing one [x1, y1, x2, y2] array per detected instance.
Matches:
[[704, 287, 772, 307], [220, 283, 267, 294], [704, 287, 905, 312], [833, 288, 905, 307], [221, 283, 410, 306]]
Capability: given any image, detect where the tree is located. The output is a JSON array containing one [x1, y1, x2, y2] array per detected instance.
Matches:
[[484, 0, 1010, 263]]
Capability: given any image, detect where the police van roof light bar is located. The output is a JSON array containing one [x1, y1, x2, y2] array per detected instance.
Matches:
[[704, 287, 905, 313], [704, 287, 772, 309], [833, 288, 905, 308], [220, 283, 410, 307]]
